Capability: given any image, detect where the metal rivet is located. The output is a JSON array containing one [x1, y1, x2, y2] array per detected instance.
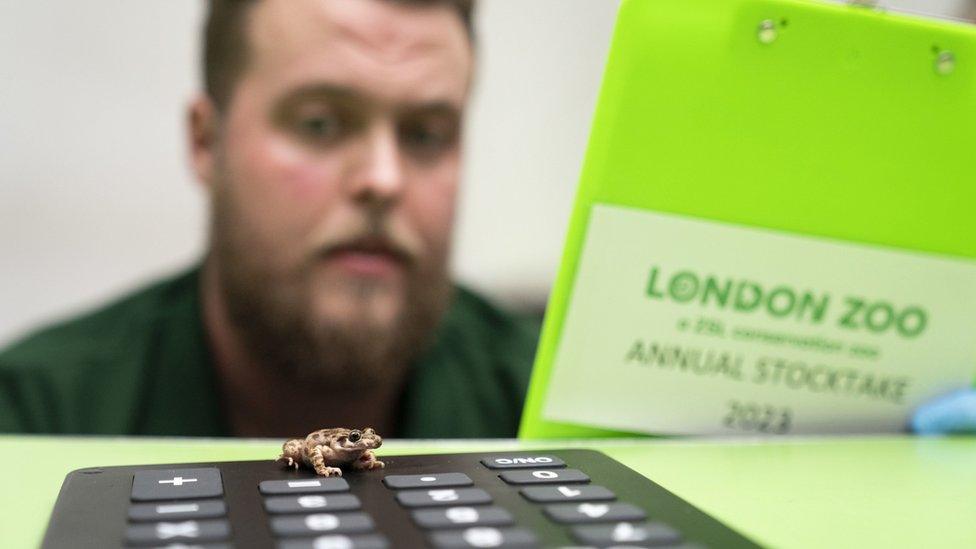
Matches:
[[758, 20, 778, 44], [935, 51, 956, 75]]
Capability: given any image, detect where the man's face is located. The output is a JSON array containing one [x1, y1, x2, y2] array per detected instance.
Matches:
[[201, 0, 472, 382]]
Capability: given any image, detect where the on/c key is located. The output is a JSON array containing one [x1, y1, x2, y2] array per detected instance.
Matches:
[[480, 455, 566, 470]]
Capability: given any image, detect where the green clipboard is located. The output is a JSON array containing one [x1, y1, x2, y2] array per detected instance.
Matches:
[[519, 0, 976, 439]]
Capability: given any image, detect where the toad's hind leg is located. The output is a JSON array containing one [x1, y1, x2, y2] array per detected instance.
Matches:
[[310, 446, 343, 477], [277, 438, 303, 470]]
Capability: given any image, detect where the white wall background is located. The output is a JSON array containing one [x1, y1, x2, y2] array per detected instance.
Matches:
[[0, 0, 971, 346]]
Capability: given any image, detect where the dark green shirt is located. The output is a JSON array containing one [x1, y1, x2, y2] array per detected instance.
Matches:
[[0, 268, 539, 438]]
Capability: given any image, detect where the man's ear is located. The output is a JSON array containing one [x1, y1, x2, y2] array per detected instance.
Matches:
[[188, 94, 220, 191]]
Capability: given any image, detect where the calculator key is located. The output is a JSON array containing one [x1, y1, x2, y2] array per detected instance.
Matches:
[[276, 534, 391, 549], [571, 521, 682, 546], [430, 527, 539, 548], [259, 478, 350, 495], [498, 469, 589, 485], [396, 488, 492, 507], [544, 502, 647, 524], [480, 456, 566, 470], [270, 512, 376, 537], [265, 494, 362, 514], [413, 506, 515, 529], [520, 485, 616, 503], [152, 542, 231, 549], [128, 499, 227, 521], [382, 473, 474, 489], [131, 468, 224, 501], [124, 519, 231, 545]]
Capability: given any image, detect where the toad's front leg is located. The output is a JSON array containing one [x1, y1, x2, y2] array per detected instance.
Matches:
[[310, 446, 343, 477], [351, 449, 385, 471]]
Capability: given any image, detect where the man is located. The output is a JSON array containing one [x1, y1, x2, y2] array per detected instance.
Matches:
[[0, 0, 539, 438]]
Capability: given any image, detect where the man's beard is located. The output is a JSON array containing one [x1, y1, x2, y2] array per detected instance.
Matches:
[[208, 177, 453, 389]]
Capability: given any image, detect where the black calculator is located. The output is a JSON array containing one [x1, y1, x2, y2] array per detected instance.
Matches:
[[43, 449, 759, 548]]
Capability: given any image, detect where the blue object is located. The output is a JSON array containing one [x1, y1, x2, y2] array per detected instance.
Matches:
[[911, 389, 976, 435]]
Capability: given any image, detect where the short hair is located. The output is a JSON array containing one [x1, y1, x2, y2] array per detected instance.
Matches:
[[203, 0, 476, 111]]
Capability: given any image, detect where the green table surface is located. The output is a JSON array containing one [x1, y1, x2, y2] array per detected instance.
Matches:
[[2, 435, 973, 548]]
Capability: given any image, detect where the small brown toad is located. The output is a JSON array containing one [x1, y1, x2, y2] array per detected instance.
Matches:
[[277, 427, 385, 477]]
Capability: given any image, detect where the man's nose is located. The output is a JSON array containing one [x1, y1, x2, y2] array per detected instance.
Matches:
[[350, 122, 405, 209]]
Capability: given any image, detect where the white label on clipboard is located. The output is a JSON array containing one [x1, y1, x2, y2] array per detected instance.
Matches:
[[542, 204, 976, 435]]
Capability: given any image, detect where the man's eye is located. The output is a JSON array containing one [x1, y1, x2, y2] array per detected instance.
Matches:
[[296, 115, 341, 141], [400, 122, 455, 158]]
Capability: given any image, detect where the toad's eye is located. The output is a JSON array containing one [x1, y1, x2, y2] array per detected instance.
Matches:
[[348, 430, 362, 443]]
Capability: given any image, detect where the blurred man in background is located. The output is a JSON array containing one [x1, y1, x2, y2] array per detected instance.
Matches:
[[2, 0, 973, 440], [0, 0, 538, 438]]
